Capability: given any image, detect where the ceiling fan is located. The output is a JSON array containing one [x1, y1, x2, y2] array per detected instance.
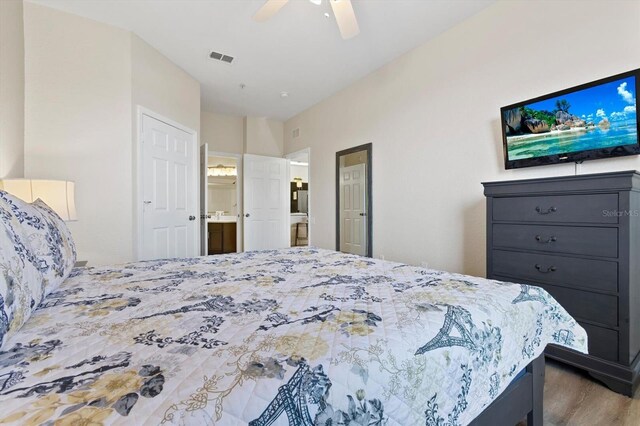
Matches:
[[253, 0, 360, 40]]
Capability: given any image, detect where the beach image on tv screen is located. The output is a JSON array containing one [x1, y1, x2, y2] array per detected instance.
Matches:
[[504, 76, 637, 161]]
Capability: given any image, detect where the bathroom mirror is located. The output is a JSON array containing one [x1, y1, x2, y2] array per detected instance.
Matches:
[[336, 143, 372, 257]]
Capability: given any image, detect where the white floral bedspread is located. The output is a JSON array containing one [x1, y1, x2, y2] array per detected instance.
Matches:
[[0, 247, 587, 425]]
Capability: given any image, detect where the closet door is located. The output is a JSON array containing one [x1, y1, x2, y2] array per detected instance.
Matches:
[[141, 114, 198, 260]]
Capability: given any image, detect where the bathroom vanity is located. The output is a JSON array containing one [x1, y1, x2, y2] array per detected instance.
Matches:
[[207, 217, 237, 254]]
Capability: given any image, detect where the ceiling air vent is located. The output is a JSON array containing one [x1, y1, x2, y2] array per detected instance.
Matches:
[[209, 51, 234, 64]]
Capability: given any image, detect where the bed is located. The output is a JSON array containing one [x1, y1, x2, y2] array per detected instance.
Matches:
[[0, 246, 587, 425]]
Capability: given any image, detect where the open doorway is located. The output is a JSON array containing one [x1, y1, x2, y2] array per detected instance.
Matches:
[[205, 153, 241, 254], [286, 149, 310, 247]]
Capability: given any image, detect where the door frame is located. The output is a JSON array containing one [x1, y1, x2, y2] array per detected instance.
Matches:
[[206, 150, 243, 253], [336, 143, 372, 257], [135, 106, 199, 261], [285, 147, 311, 247]]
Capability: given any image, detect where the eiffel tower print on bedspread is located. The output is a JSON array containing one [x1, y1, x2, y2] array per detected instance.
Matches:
[[249, 362, 314, 426]]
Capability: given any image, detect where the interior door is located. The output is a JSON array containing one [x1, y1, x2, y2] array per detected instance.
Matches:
[[141, 114, 198, 260], [340, 163, 366, 256], [243, 154, 289, 251], [200, 144, 209, 255]]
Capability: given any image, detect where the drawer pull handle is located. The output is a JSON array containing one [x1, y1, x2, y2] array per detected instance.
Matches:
[[535, 206, 557, 215], [534, 264, 556, 273], [535, 235, 557, 244]]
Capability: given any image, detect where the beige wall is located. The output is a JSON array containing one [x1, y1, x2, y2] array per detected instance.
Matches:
[[0, 0, 25, 178], [24, 2, 132, 265], [24, 3, 201, 265], [285, 0, 640, 276], [244, 117, 284, 157], [200, 111, 285, 157], [201, 110, 244, 153], [132, 34, 200, 134]]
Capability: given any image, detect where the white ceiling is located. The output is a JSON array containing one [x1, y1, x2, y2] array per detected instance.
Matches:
[[28, 0, 493, 121]]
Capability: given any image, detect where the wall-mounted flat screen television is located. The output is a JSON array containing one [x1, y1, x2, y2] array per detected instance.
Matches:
[[501, 69, 639, 169]]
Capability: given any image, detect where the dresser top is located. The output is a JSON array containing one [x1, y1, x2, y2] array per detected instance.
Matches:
[[483, 170, 640, 196]]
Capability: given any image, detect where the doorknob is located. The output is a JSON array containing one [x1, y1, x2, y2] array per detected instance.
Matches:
[[359, 213, 367, 216], [189, 215, 196, 221], [245, 213, 250, 218]]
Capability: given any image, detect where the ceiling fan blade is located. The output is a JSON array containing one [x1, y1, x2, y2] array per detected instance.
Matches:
[[330, 0, 360, 40], [253, 0, 289, 22]]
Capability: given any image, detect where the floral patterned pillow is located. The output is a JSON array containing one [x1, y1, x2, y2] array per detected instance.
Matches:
[[0, 192, 77, 295], [0, 193, 46, 349], [31, 198, 77, 290]]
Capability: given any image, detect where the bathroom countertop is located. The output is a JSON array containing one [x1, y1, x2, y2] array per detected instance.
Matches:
[[207, 215, 237, 223]]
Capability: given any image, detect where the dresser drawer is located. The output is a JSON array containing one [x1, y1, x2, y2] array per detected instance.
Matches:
[[581, 322, 619, 363], [493, 224, 618, 258], [492, 250, 618, 293], [494, 275, 618, 327], [493, 194, 618, 224], [537, 283, 618, 327]]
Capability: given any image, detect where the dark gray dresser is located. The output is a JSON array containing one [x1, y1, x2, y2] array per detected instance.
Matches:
[[483, 171, 640, 396]]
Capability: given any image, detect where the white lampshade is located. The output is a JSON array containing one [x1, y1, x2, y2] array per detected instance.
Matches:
[[0, 179, 77, 221]]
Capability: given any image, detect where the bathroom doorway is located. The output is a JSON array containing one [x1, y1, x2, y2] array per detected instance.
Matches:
[[286, 148, 310, 247], [205, 152, 242, 254]]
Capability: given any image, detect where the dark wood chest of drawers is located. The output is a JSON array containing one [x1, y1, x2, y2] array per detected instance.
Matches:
[[483, 171, 640, 396]]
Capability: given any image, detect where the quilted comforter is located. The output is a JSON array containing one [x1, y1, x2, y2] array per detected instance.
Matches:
[[0, 247, 587, 425]]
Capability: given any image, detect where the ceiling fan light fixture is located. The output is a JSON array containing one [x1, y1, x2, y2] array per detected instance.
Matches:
[[253, 0, 289, 22], [254, 0, 359, 40], [330, 0, 359, 39]]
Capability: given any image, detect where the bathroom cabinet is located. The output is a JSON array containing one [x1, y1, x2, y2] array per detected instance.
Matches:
[[208, 222, 237, 254]]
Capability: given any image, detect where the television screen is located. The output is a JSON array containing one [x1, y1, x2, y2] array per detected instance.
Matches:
[[501, 69, 639, 169]]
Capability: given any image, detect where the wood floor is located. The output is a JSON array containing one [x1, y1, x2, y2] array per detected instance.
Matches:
[[517, 359, 640, 426]]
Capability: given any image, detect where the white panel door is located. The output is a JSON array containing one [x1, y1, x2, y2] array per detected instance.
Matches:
[[142, 114, 198, 260], [243, 154, 288, 251], [200, 144, 209, 255], [340, 163, 366, 256]]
